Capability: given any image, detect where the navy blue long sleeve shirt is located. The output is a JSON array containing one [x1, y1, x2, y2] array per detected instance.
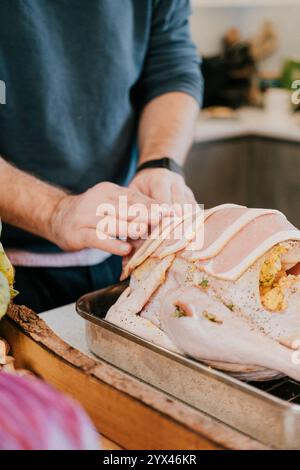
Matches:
[[0, 0, 202, 251]]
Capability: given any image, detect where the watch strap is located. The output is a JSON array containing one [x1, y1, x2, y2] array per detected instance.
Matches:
[[136, 157, 184, 177]]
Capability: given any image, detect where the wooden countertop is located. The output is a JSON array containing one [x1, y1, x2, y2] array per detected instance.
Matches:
[[0, 303, 269, 450], [101, 436, 122, 450]]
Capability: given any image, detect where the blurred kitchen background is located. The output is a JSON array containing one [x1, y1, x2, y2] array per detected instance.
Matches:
[[184, 0, 300, 226]]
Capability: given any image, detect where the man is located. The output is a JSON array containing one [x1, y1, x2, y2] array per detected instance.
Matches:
[[0, 0, 202, 312]]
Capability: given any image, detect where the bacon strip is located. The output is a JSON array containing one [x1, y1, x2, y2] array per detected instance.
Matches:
[[121, 203, 241, 279], [108, 255, 175, 317], [185, 208, 281, 262], [156, 210, 204, 259], [121, 217, 180, 280], [204, 211, 299, 280], [123, 204, 300, 283]]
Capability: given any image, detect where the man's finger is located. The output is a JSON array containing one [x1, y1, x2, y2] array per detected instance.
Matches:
[[82, 228, 132, 256], [127, 190, 168, 222], [97, 216, 149, 239], [95, 195, 161, 225], [103, 190, 164, 224]]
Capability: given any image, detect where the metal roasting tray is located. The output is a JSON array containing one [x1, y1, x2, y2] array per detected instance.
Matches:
[[76, 282, 300, 449]]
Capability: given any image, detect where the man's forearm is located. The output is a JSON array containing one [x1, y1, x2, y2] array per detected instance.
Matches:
[[0, 157, 66, 242], [131, 92, 199, 206], [138, 92, 199, 166]]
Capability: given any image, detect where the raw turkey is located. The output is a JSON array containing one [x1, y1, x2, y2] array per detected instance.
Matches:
[[106, 204, 300, 381]]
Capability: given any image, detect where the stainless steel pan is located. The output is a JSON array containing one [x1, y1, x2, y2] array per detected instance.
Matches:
[[76, 283, 300, 449]]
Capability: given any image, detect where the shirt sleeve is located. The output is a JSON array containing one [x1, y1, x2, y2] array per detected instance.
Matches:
[[132, 0, 203, 109]]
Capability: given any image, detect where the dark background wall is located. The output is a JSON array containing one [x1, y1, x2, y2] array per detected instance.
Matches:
[[184, 136, 300, 228]]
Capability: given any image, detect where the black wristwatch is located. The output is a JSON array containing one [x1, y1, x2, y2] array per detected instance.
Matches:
[[136, 157, 184, 177]]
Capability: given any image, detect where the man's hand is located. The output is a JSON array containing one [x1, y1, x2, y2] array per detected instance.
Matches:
[[0, 159, 162, 256], [50, 182, 161, 255], [130, 168, 196, 208]]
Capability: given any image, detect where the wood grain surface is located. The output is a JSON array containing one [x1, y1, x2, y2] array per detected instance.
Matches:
[[0, 304, 269, 450]]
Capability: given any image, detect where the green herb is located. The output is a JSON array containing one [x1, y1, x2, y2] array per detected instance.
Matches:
[[199, 278, 209, 288]]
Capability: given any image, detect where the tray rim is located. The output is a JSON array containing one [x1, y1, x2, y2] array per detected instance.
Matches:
[[76, 286, 300, 415]]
